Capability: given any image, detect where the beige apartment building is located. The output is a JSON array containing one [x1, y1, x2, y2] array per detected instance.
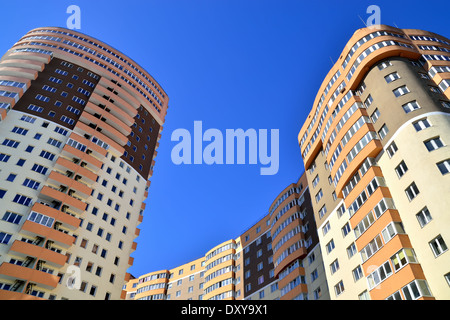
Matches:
[[298, 25, 450, 300], [0, 27, 169, 300]]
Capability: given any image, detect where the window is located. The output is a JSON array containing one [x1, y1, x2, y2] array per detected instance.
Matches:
[[364, 95, 373, 108], [361, 235, 383, 262], [402, 280, 432, 300], [334, 281, 344, 296], [2, 139, 20, 148], [393, 85, 410, 97], [315, 189, 323, 203], [2, 212, 22, 225], [371, 108, 380, 123], [378, 60, 391, 70], [352, 265, 364, 282], [413, 118, 431, 131], [347, 243, 357, 258], [312, 175, 319, 188], [319, 205, 327, 219], [367, 261, 392, 289], [23, 178, 40, 190], [39, 150, 56, 161], [385, 72, 400, 83], [322, 221, 330, 236], [11, 126, 28, 136], [405, 182, 420, 201], [391, 248, 417, 272], [13, 194, 33, 206], [0, 232, 12, 245], [0, 153, 10, 163], [28, 211, 54, 228], [0, 189, 6, 199], [429, 235, 448, 257], [378, 124, 389, 140], [330, 260, 340, 274], [424, 137, 444, 151], [60, 116, 75, 125], [342, 223, 351, 238], [437, 159, 450, 175], [395, 161, 408, 178], [326, 239, 335, 254], [402, 101, 420, 113], [386, 141, 398, 158], [416, 207, 433, 227], [381, 222, 405, 243]]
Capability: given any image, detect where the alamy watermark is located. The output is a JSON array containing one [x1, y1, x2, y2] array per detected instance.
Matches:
[[66, 5, 81, 30], [171, 121, 279, 176], [365, 5, 381, 29]]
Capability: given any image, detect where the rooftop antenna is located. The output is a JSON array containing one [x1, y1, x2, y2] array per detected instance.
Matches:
[[358, 15, 368, 27], [393, 22, 399, 28], [330, 56, 335, 66]]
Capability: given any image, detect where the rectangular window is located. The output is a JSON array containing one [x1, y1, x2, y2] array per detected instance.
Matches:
[[391, 248, 417, 272], [2, 139, 20, 148], [361, 235, 383, 262], [402, 280, 432, 300], [416, 207, 432, 227], [386, 141, 398, 158], [405, 182, 420, 201], [378, 124, 389, 140], [413, 118, 431, 131], [395, 160, 408, 178], [364, 94, 373, 108], [28, 211, 54, 228], [0, 153, 11, 163], [437, 159, 450, 175], [402, 101, 420, 113], [22, 178, 41, 190], [13, 194, 33, 206], [378, 60, 391, 70], [60, 116, 75, 125], [35, 94, 50, 102], [367, 261, 392, 289], [424, 137, 444, 151], [393, 85, 410, 97], [2, 211, 22, 225], [334, 281, 344, 296], [47, 138, 63, 148], [0, 232, 12, 245], [31, 163, 48, 175], [429, 235, 448, 257], [39, 150, 56, 161], [385, 72, 400, 83], [371, 108, 380, 123], [11, 126, 28, 136]]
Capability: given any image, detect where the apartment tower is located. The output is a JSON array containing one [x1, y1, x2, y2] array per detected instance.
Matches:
[[298, 25, 450, 300], [123, 173, 330, 300], [0, 27, 169, 299]]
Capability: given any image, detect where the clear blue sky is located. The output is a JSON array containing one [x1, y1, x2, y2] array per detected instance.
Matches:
[[1, 0, 449, 277]]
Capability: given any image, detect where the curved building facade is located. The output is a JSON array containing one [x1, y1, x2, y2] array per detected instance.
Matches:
[[0, 27, 169, 300], [298, 25, 450, 300], [124, 173, 330, 301]]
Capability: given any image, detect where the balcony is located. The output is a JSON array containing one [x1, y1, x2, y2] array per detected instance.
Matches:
[[8, 240, 67, 268], [20, 220, 75, 248], [40, 185, 86, 214], [0, 262, 59, 290], [31, 202, 80, 231], [54, 156, 98, 184], [0, 290, 45, 300], [47, 170, 92, 198]]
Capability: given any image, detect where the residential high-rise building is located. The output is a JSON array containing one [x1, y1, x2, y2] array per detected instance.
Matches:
[[298, 25, 450, 300], [0, 27, 169, 300], [123, 174, 330, 301]]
